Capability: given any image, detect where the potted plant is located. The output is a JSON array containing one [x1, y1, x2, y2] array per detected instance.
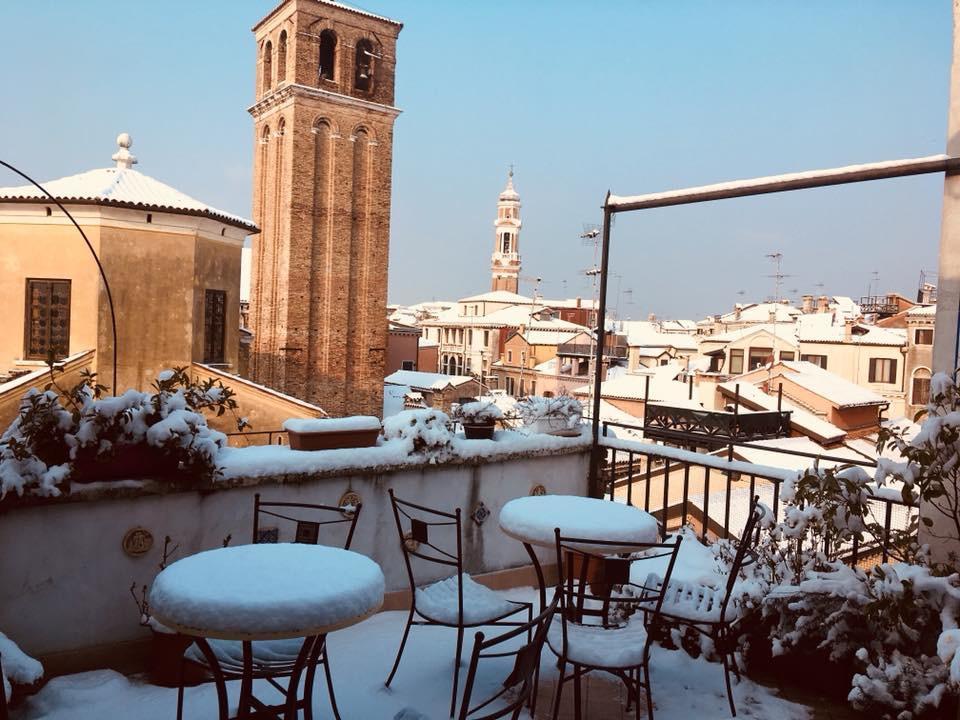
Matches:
[[452, 401, 503, 440], [282, 416, 382, 451], [516, 395, 584, 436]]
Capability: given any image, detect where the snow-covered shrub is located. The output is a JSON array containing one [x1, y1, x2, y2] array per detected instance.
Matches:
[[849, 649, 950, 719], [0, 364, 246, 498], [382, 408, 453, 461], [451, 400, 503, 424], [0, 631, 43, 703], [876, 370, 960, 568], [515, 395, 583, 430]]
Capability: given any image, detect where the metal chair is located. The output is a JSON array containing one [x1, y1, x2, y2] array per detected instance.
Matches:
[[385, 489, 534, 718], [457, 590, 560, 720], [641, 495, 764, 717], [176, 493, 363, 720], [549, 530, 683, 720]]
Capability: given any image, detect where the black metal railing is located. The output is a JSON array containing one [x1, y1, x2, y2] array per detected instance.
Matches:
[[557, 343, 628, 359], [859, 295, 900, 316], [597, 422, 917, 567], [225, 429, 288, 447], [643, 403, 791, 445]]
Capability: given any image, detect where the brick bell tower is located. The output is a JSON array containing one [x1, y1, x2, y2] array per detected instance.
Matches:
[[491, 169, 522, 293], [248, 0, 402, 417]]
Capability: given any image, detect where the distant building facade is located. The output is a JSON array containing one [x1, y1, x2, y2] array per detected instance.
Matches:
[[491, 171, 522, 293], [248, 0, 403, 417]]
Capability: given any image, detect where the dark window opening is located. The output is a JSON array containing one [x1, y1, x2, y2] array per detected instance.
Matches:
[[263, 40, 273, 92], [913, 376, 931, 405], [355, 39, 375, 93], [780, 350, 795, 361], [45, 207, 52, 217], [146, 213, 152, 223], [318, 30, 337, 81], [748, 347, 773, 370], [204, 289, 227, 364], [729, 349, 744, 375], [869, 357, 897, 384], [801, 354, 828, 370], [277, 30, 287, 82], [401, 360, 414, 371], [502, 233, 511, 253], [915, 328, 933, 345], [25, 279, 71, 361]]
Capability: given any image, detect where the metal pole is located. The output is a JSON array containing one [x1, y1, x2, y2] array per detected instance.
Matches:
[[0, 159, 119, 393], [588, 199, 613, 497]]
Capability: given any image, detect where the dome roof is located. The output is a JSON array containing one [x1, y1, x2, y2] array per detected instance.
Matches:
[[499, 169, 519, 201]]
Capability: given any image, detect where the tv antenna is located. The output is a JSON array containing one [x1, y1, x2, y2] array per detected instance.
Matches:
[[765, 252, 794, 302]]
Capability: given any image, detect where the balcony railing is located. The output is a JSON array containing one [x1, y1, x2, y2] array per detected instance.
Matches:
[[557, 343, 628, 359], [643, 403, 791, 445], [598, 426, 917, 567], [859, 295, 900, 315]]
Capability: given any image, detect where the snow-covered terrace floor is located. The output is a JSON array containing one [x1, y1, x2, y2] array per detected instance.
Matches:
[[11, 588, 817, 720]]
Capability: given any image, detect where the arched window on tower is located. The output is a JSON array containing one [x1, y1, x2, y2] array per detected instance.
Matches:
[[263, 41, 273, 92], [502, 233, 511, 254], [355, 39, 376, 93], [277, 31, 287, 83], [319, 29, 337, 81]]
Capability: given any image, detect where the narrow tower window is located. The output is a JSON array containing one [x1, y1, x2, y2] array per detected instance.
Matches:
[[263, 40, 273, 92], [355, 39, 375, 93], [277, 31, 287, 83], [318, 30, 337, 81], [502, 233, 511, 254]]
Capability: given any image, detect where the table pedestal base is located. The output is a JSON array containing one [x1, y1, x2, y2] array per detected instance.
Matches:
[[190, 634, 334, 720]]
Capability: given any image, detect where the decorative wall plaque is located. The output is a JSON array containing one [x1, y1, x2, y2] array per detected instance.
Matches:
[[530, 484, 547, 496], [339, 490, 362, 518], [471, 501, 491, 526], [122, 527, 154, 557]]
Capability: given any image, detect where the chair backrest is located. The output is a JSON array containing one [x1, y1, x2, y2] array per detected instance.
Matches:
[[388, 489, 464, 595], [457, 591, 560, 720], [718, 494, 763, 620], [553, 530, 683, 654], [252, 493, 362, 550]]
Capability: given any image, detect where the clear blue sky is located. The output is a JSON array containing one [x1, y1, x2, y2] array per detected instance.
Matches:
[[0, 1, 952, 319]]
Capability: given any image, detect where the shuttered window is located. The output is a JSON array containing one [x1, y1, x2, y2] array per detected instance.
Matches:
[[24, 279, 71, 360], [868, 357, 897, 384], [203, 289, 227, 364]]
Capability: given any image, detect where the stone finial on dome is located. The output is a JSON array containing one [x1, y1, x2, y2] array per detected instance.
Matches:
[[112, 133, 138, 170], [499, 166, 519, 201]]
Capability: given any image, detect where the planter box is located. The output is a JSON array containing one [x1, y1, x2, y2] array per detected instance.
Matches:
[[72, 445, 180, 483], [283, 416, 381, 451], [527, 417, 581, 437], [462, 421, 496, 440]]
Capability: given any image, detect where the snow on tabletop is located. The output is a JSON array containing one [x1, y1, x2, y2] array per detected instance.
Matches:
[[148, 544, 384, 639], [499, 494, 659, 549], [14, 586, 811, 720], [281, 416, 381, 433], [1, 631, 43, 701]]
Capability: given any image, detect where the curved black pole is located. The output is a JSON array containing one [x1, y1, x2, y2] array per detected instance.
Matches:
[[0, 159, 118, 393]]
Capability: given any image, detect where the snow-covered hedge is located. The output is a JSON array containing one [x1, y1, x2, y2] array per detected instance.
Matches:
[[1, 631, 43, 702], [451, 401, 503, 424], [0, 365, 244, 499], [381, 408, 454, 461]]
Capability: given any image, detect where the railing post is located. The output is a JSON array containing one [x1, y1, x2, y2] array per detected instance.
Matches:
[[587, 202, 614, 499]]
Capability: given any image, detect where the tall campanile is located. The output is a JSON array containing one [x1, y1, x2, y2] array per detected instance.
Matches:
[[248, 0, 402, 417], [491, 170, 522, 293]]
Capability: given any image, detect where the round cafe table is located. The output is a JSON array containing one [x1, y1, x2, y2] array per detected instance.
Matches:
[[149, 543, 384, 720], [499, 495, 660, 610]]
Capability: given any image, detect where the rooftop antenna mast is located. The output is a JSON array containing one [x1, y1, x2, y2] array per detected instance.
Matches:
[[765, 252, 794, 303], [581, 223, 601, 412]]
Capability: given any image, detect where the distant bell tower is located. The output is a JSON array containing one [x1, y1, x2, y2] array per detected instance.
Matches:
[[491, 169, 522, 293], [248, 0, 402, 417]]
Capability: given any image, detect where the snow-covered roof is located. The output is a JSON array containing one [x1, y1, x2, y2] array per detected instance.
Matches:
[[459, 290, 534, 304], [417, 337, 438, 348], [426, 304, 588, 331], [796, 316, 906, 345], [255, 0, 402, 31], [718, 380, 845, 444], [574, 363, 696, 405], [544, 297, 599, 310], [384, 370, 475, 391], [700, 324, 799, 347], [907, 304, 937, 316], [622, 320, 698, 351], [733, 436, 867, 472], [779, 361, 888, 408], [520, 329, 583, 346], [719, 302, 801, 324], [498, 170, 519, 201], [0, 136, 257, 232]]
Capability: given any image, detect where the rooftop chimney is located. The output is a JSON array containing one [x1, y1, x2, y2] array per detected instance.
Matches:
[[801, 294, 814, 314], [817, 295, 830, 313], [844, 318, 854, 342], [647, 313, 656, 323], [734, 305, 742, 320]]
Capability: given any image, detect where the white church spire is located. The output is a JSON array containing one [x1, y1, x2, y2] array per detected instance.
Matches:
[[491, 168, 522, 293]]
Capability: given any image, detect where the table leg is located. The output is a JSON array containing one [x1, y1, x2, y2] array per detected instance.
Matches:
[[284, 635, 320, 720], [238, 640, 253, 720], [193, 638, 229, 720], [524, 542, 547, 612]]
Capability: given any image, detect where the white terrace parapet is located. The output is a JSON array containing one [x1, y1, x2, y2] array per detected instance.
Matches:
[[0, 433, 590, 670]]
